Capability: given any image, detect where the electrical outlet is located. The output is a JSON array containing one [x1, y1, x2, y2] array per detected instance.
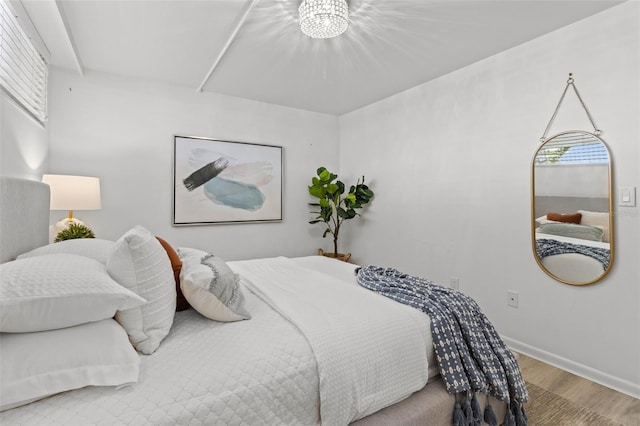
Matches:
[[507, 291, 519, 308], [449, 277, 459, 290]]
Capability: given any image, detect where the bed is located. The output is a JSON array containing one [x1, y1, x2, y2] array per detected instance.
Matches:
[[534, 213, 611, 283], [0, 176, 512, 425]]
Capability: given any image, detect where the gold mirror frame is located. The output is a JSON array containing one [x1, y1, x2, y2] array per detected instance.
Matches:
[[531, 130, 614, 286]]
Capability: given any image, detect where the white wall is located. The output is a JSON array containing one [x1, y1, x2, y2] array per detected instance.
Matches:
[[0, 92, 49, 179], [48, 70, 340, 260], [339, 1, 639, 397], [535, 164, 609, 198]]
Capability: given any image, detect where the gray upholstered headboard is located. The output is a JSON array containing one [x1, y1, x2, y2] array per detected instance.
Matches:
[[0, 176, 50, 263]]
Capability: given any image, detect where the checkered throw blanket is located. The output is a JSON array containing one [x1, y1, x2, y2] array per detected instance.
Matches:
[[356, 265, 529, 426], [536, 238, 609, 270]]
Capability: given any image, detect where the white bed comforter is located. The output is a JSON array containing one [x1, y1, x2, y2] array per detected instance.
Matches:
[[1, 281, 319, 425], [1, 256, 431, 426], [230, 256, 431, 425]]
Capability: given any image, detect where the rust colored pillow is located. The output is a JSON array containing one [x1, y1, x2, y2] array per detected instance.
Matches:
[[155, 236, 189, 311], [546, 212, 582, 224]]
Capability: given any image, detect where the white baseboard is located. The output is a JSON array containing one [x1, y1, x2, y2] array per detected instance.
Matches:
[[503, 336, 640, 400]]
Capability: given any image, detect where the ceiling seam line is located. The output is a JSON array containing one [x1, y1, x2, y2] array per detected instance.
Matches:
[[196, 0, 259, 92], [54, 0, 84, 76]]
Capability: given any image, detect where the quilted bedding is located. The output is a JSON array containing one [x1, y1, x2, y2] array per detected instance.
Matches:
[[231, 256, 432, 425], [1, 256, 434, 426], [0, 286, 319, 425]]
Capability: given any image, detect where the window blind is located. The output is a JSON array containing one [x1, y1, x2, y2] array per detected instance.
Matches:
[[536, 133, 608, 165], [0, 0, 48, 122]]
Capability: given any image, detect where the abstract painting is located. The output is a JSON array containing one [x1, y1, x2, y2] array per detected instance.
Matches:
[[173, 136, 282, 225]]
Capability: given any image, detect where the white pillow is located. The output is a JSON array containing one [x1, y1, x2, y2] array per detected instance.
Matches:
[[17, 239, 115, 264], [534, 215, 560, 227], [0, 319, 140, 411], [0, 254, 146, 333], [178, 248, 250, 322], [578, 210, 610, 243], [107, 226, 176, 355]]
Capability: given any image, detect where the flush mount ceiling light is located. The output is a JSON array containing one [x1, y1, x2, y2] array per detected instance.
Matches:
[[299, 0, 349, 39]]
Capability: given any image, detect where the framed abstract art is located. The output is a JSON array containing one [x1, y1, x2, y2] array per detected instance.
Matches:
[[173, 136, 283, 225]]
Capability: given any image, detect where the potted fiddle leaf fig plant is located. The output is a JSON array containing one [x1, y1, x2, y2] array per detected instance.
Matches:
[[308, 167, 374, 261]]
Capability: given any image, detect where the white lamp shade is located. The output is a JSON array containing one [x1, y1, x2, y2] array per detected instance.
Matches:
[[42, 174, 102, 211]]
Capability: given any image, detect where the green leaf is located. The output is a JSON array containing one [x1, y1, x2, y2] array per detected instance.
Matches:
[[327, 183, 339, 194], [337, 207, 349, 219], [309, 220, 322, 224], [322, 228, 332, 238], [320, 206, 332, 220], [319, 198, 330, 208], [316, 166, 327, 176], [309, 186, 325, 198], [319, 169, 331, 181], [354, 183, 374, 204]]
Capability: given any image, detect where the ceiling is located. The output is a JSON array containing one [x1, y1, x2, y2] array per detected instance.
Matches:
[[19, 0, 624, 115]]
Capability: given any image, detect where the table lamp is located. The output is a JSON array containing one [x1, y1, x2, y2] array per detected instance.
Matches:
[[42, 174, 101, 231]]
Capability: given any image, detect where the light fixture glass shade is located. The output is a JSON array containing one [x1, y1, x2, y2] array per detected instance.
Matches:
[[299, 0, 349, 39], [42, 174, 101, 213]]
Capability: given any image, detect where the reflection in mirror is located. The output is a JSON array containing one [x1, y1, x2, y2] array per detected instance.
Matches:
[[532, 131, 613, 285]]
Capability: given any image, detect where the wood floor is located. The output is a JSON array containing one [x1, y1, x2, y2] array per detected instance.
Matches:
[[516, 353, 640, 425]]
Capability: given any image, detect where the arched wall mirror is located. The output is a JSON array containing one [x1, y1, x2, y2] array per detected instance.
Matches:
[[531, 130, 614, 285]]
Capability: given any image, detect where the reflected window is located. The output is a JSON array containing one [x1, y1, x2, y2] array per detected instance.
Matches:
[[535, 133, 608, 165]]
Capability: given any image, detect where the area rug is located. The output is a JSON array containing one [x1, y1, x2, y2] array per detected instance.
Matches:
[[525, 382, 623, 426]]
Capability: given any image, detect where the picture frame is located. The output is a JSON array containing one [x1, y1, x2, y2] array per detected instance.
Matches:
[[173, 135, 283, 225]]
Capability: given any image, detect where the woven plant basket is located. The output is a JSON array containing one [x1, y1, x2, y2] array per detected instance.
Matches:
[[317, 248, 351, 263]]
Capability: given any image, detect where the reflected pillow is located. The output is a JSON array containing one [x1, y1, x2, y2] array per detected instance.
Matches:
[[538, 223, 604, 242], [546, 212, 582, 224], [578, 210, 610, 243], [535, 215, 560, 227], [0, 254, 146, 333], [178, 248, 250, 322], [17, 239, 115, 264], [0, 319, 140, 411], [107, 226, 176, 355]]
